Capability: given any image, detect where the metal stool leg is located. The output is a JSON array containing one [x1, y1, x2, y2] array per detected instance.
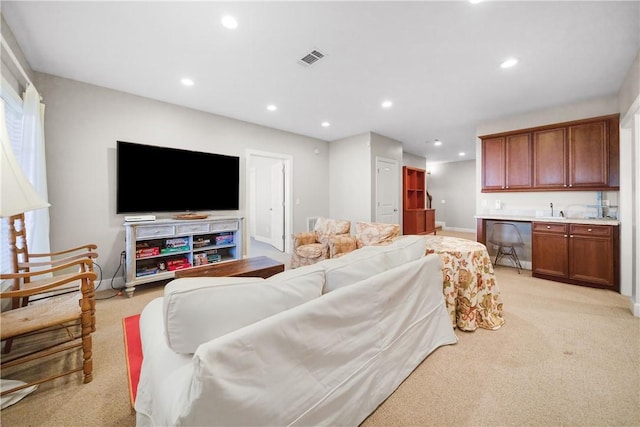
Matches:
[[505, 246, 522, 274], [494, 246, 506, 265], [494, 245, 522, 273]]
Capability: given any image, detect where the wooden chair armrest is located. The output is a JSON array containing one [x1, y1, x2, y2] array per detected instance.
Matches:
[[1, 258, 95, 280], [292, 232, 317, 248], [27, 243, 98, 259], [18, 251, 98, 269], [0, 270, 97, 299]]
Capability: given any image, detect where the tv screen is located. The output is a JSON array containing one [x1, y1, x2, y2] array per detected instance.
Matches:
[[116, 141, 240, 214]]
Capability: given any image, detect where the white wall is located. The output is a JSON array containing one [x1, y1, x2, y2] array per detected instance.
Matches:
[[402, 152, 427, 171], [34, 72, 330, 287], [427, 160, 477, 231], [619, 50, 639, 115], [329, 132, 403, 226], [329, 133, 371, 223]]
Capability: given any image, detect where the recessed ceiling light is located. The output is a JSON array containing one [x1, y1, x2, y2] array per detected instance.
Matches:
[[434, 139, 443, 146], [181, 78, 194, 86], [221, 15, 238, 30], [321, 122, 330, 127], [381, 100, 393, 109], [469, 0, 483, 4], [500, 57, 518, 68], [459, 152, 466, 156], [266, 104, 277, 111]]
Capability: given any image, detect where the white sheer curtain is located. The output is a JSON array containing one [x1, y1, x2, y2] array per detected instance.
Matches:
[[20, 84, 50, 256]]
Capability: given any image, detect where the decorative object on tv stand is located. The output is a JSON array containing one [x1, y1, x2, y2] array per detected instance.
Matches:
[[174, 213, 209, 220]]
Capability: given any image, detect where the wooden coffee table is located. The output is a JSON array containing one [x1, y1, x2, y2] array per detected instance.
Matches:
[[174, 256, 285, 280]]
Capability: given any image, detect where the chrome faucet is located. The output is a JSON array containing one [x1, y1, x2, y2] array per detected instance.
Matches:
[[550, 202, 553, 217]]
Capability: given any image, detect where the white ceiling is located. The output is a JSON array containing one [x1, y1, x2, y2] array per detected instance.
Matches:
[[3, 1, 639, 163]]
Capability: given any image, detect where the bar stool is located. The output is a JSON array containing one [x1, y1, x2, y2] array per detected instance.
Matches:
[[488, 222, 524, 273]]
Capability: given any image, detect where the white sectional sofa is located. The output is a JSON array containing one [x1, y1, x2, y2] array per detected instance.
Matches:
[[135, 235, 457, 426]]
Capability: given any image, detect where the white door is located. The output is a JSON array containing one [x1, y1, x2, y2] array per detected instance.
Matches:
[[269, 161, 285, 251], [376, 157, 399, 224], [248, 168, 257, 237], [246, 149, 293, 254]]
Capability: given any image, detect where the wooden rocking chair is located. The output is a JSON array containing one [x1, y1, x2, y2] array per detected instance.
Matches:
[[3, 213, 98, 353], [0, 213, 98, 397], [0, 257, 97, 397], [7, 213, 97, 297]]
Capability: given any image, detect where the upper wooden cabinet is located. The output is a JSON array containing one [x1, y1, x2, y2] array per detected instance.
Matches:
[[568, 120, 609, 188], [481, 114, 619, 192], [533, 127, 567, 188], [482, 133, 532, 191]]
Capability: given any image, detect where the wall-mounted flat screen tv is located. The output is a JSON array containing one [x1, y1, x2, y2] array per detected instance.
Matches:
[[116, 140, 240, 214]]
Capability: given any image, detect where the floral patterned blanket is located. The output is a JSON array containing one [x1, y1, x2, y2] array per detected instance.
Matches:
[[425, 235, 505, 331]]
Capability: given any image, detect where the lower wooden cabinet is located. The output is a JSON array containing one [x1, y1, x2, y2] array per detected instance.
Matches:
[[403, 208, 436, 235], [532, 222, 618, 291], [532, 222, 569, 279], [569, 224, 615, 286], [425, 208, 436, 235]]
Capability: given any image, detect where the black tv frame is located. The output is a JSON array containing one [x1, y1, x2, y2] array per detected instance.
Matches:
[[116, 140, 240, 214]]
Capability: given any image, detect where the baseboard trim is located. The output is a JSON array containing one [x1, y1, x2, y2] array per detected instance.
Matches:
[[442, 226, 476, 233], [631, 298, 640, 318], [253, 235, 270, 244], [493, 259, 532, 271]]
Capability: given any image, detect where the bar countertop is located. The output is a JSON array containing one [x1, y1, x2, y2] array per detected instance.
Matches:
[[474, 214, 620, 226]]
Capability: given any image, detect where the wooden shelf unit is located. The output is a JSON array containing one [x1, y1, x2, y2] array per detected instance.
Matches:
[[402, 166, 436, 235]]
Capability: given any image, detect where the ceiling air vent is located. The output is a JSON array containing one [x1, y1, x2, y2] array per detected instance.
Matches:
[[298, 49, 325, 67]]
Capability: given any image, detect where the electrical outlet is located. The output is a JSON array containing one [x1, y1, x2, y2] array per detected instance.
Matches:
[[495, 200, 502, 209]]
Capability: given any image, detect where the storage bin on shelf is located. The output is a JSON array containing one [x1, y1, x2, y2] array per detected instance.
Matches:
[[215, 233, 234, 245]]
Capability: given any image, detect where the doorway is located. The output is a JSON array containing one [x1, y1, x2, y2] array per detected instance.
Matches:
[[246, 149, 292, 254], [375, 156, 400, 224]]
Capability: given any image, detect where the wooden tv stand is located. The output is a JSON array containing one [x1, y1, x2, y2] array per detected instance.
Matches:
[[123, 216, 243, 297], [175, 256, 284, 280]]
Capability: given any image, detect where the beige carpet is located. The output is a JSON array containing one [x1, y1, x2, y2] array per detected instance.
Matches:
[[2, 232, 639, 426]]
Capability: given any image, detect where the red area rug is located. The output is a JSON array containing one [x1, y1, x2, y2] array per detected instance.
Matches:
[[122, 314, 142, 408]]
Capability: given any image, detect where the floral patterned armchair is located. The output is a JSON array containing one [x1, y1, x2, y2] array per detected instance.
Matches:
[[290, 217, 351, 268], [329, 222, 401, 258]]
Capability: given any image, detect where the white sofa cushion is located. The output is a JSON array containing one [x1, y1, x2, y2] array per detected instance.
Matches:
[[361, 234, 427, 269], [320, 248, 387, 293], [163, 264, 325, 354], [320, 235, 427, 293]]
